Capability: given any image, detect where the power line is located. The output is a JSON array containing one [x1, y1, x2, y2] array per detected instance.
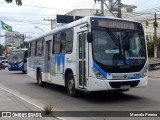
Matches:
[[0, 11, 57, 17], [0, 1, 69, 11], [62, 0, 92, 15], [1, 18, 50, 25], [104, 2, 116, 17]]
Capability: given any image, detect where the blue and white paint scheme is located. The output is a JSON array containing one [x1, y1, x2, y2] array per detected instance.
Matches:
[[27, 16, 148, 94]]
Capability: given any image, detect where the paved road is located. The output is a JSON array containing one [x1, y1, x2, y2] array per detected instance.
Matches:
[[0, 69, 160, 120]]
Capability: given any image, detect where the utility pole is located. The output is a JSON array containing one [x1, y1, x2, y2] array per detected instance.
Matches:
[[154, 13, 157, 58], [94, 0, 105, 16], [117, 0, 122, 18], [44, 19, 54, 30], [101, 0, 104, 16]]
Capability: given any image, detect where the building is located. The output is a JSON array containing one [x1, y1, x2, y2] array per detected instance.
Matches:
[[5, 31, 24, 48], [52, 3, 160, 42], [3, 47, 16, 58]]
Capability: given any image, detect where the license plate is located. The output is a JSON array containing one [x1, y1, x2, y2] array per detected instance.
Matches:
[[120, 85, 130, 89]]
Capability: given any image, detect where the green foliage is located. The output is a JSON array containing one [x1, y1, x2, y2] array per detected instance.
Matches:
[[44, 104, 53, 115], [16, 42, 28, 49], [0, 44, 5, 56], [5, 0, 22, 5], [153, 35, 160, 44], [147, 41, 154, 57]]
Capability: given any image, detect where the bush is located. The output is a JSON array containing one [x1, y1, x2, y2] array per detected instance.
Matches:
[[147, 42, 154, 57]]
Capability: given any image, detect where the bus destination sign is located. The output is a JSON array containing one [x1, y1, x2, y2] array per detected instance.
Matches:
[[98, 20, 135, 30]]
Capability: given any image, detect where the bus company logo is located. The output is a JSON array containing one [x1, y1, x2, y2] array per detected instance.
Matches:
[[123, 75, 127, 79], [2, 112, 11, 117]]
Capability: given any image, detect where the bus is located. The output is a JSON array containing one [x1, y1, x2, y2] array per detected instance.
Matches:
[[8, 48, 28, 74], [27, 16, 148, 97]]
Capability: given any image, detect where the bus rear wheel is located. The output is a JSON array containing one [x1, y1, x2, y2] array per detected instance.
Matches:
[[37, 71, 45, 87], [67, 73, 77, 97]]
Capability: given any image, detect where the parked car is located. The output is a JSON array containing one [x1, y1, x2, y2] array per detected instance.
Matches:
[[0, 63, 5, 70], [0, 56, 8, 67]]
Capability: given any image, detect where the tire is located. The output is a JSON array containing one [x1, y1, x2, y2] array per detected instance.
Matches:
[[37, 71, 45, 87], [22, 70, 27, 74], [66, 73, 77, 97]]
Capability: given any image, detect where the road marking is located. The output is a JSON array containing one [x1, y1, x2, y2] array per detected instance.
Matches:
[[0, 83, 65, 120]]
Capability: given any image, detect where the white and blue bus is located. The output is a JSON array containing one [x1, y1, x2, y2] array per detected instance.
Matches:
[[27, 16, 148, 96], [8, 48, 28, 74]]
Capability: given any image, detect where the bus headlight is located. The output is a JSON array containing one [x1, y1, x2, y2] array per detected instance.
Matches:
[[19, 62, 23, 67], [92, 68, 106, 80], [142, 68, 148, 77]]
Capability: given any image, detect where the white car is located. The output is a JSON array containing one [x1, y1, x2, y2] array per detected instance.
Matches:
[[0, 56, 8, 67]]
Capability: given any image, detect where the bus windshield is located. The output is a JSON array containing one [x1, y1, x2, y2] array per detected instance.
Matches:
[[9, 51, 25, 63], [92, 29, 147, 73]]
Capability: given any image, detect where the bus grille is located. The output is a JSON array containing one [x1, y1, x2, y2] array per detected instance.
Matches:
[[109, 80, 140, 89]]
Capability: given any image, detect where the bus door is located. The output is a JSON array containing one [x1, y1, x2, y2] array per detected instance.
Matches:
[[44, 36, 52, 82], [78, 31, 87, 89]]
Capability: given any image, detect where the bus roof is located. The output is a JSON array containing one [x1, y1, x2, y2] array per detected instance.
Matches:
[[12, 48, 28, 52], [27, 16, 140, 43]]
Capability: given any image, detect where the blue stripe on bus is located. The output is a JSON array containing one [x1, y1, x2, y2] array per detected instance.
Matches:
[[93, 61, 107, 78], [55, 54, 65, 78], [93, 61, 141, 80], [128, 76, 141, 79]]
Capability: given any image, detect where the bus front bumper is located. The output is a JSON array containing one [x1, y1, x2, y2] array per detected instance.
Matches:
[[87, 76, 148, 91]]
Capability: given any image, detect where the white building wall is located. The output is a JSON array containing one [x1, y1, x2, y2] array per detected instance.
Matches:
[[5, 31, 24, 47]]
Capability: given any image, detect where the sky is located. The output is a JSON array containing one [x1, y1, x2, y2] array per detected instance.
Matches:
[[0, 0, 160, 43]]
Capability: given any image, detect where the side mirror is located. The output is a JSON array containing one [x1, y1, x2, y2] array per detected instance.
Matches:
[[24, 58, 27, 63], [87, 32, 93, 43]]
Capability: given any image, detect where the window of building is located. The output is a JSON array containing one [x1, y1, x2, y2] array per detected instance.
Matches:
[[127, 8, 133, 12], [146, 35, 149, 41]]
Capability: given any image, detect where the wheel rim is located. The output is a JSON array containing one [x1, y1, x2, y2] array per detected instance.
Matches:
[[68, 79, 75, 95]]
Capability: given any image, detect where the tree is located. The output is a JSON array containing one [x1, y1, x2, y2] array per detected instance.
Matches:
[[0, 44, 5, 56], [16, 42, 28, 49], [5, 0, 22, 5]]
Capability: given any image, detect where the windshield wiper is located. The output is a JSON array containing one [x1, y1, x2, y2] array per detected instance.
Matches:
[[106, 29, 120, 47], [106, 29, 127, 65]]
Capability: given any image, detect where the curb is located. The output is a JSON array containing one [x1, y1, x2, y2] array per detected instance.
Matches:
[[0, 84, 65, 120]]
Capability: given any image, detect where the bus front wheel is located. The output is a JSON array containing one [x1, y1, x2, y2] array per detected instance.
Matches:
[[22, 70, 27, 74], [37, 71, 45, 87], [67, 73, 77, 97]]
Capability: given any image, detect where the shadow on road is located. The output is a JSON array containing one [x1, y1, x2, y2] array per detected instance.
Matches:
[[77, 91, 144, 103], [27, 82, 143, 103]]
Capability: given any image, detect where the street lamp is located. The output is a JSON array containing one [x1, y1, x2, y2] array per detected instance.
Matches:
[[34, 26, 44, 33]]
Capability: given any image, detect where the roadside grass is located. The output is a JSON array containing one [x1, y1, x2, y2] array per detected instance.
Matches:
[[44, 104, 53, 115]]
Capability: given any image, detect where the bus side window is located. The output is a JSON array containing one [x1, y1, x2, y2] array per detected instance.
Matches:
[[53, 33, 61, 54], [42, 38, 45, 56], [28, 43, 31, 57], [52, 35, 55, 54], [61, 29, 73, 54], [36, 39, 43, 56], [30, 42, 36, 57]]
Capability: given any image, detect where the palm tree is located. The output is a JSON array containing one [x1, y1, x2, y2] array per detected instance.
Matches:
[[5, 0, 22, 5]]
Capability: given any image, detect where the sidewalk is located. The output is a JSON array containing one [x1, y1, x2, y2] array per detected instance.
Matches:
[[149, 67, 160, 79], [0, 88, 59, 120]]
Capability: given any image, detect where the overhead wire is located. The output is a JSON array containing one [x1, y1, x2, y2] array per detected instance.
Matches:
[[0, 1, 69, 11]]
